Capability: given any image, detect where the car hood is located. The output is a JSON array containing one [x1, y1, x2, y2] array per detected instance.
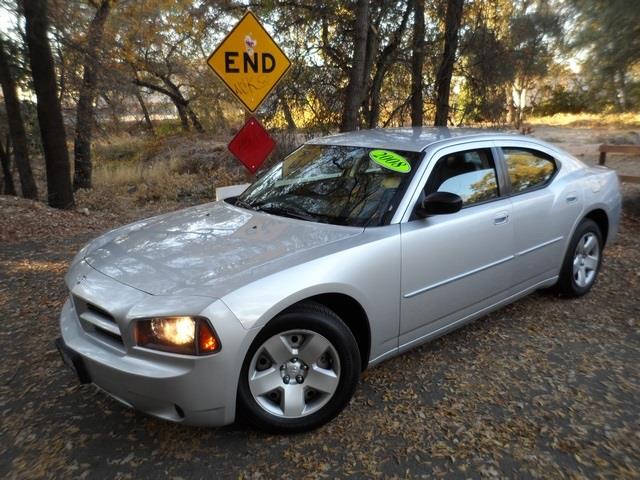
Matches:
[[84, 201, 362, 296]]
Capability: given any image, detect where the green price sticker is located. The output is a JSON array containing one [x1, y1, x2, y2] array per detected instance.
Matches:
[[369, 150, 411, 173]]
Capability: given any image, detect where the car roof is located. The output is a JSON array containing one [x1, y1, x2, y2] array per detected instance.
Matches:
[[306, 127, 523, 153]]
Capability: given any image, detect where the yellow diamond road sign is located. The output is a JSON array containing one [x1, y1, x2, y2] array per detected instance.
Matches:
[[207, 11, 291, 113]]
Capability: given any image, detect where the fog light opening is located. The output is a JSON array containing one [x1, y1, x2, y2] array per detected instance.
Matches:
[[174, 404, 185, 419]]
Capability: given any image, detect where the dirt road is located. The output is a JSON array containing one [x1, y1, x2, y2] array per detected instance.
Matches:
[[1, 137, 639, 478]]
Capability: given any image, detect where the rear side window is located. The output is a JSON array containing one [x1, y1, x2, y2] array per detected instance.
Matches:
[[502, 148, 556, 193], [425, 148, 499, 206]]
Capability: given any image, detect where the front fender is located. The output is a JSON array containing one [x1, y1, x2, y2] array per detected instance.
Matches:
[[220, 227, 402, 363]]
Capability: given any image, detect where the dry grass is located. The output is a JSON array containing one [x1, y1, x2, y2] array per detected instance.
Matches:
[[528, 112, 640, 128], [93, 153, 183, 187], [86, 130, 305, 210], [75, 133, 252, 214]]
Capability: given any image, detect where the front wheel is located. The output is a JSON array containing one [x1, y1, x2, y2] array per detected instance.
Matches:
[[237, 302, 361, 433], [556, 218, 603, 297]]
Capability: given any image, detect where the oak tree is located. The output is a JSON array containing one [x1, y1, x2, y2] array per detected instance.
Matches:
[[22, 0, 74, 209]]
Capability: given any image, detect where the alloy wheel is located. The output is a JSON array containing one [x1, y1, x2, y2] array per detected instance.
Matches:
[[248, 330, 341, 418], [572, 232, 600, 288]]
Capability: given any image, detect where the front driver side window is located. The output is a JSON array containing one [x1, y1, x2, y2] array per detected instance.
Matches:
[[424, 149, 499, 206]]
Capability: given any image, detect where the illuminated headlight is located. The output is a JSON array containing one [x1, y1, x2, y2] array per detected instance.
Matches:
[[135, 316, 220, 355]]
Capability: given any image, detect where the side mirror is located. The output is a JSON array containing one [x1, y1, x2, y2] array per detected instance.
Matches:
[[417, 191, 463, 217]]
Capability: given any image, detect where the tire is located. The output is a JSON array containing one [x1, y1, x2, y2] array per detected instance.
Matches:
[[555, 218, 603, 297], [237, 301, 361, 433]]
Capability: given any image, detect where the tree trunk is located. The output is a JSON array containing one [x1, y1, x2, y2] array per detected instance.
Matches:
[[517, 86, 527, 129], [511, 81, 526, 129], [135, 89, 155, 136], [56, 45, 66, 103], [73, 0, 112, 190], [277, 86, 296, 130], [360, 24, 379, 122], [0, 134, 16, 195], [173, 99, 190, 131], [186, 105, 204, 133], [162, 77, 203, 132], [22, 0, 74, 209], [134, 77, 203, 133], [506, 88, 515, 125], [368, 70, 385, 129], [434, 0, 464, 127], [0, 38, 38, 199], [616, 69, 627, 112], [340, 0, 369, 132], [411, 0, 425, 126], [101, 92, 121, 132], [367, 2, 412, 128]]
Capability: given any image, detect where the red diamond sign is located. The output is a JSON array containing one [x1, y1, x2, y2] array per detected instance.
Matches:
[[228, 117, 276, 174]]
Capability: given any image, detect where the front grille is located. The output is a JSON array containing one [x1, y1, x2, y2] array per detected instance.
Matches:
[[94, 325, 123, 343], [86, 302, 116, 323], [73, 295, 125, 350]]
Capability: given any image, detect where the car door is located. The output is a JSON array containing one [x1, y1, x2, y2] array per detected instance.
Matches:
[[496, 143, 576, 287], [399, 142, 514, 350]]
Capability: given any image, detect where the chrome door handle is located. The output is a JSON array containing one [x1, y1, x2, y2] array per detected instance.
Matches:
[[494, 212, 509, 225]]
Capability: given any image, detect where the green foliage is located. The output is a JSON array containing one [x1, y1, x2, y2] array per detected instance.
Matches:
[[568, 0, 640, 110], [457, 24, 513, 124], [153, 119, 187, 138], [536, 86, 590, 116], [0, 0, 637, 165], [455, 2, 562, 125], [509, 10, 561, 81]]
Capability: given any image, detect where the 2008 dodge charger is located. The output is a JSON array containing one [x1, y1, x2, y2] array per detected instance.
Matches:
[[56, 128, 621, 432]]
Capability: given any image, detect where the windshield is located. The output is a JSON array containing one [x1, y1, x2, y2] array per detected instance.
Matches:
[[235, 144, 422, 227]]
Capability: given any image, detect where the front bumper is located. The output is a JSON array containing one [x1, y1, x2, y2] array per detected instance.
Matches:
[[55, 337, 92, 384], [58, 263, 258, 427]]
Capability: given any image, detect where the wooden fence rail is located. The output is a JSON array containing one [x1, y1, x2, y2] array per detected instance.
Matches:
[[598, 144, 640, 184]]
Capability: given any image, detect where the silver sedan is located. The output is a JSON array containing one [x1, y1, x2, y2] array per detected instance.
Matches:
[[57, 128, 622, 432]]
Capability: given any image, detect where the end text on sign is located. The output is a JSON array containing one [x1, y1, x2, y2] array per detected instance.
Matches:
[[224, 52, 276, 74]]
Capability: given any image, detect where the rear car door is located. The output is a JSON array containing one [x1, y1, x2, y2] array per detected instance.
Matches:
[[496, 143, 576, 287], [399, 142, 514, 350]]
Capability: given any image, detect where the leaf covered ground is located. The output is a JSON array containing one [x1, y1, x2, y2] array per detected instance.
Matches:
[[1, 165, 639, 479]]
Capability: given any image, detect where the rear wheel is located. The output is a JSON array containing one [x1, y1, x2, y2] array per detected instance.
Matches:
[[556, 218, 603, 297], [237, 302, 361, 433]]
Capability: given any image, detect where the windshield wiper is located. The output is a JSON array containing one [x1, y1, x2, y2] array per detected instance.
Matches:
[[254, 204, 326, 223], [234, 198, 255, 210]]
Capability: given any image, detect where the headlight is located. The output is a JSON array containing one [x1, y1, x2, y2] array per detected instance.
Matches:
[[135, 316, 220, 355]]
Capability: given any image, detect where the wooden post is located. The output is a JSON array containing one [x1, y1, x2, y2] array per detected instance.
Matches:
[[599, 151, 606, 166]]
